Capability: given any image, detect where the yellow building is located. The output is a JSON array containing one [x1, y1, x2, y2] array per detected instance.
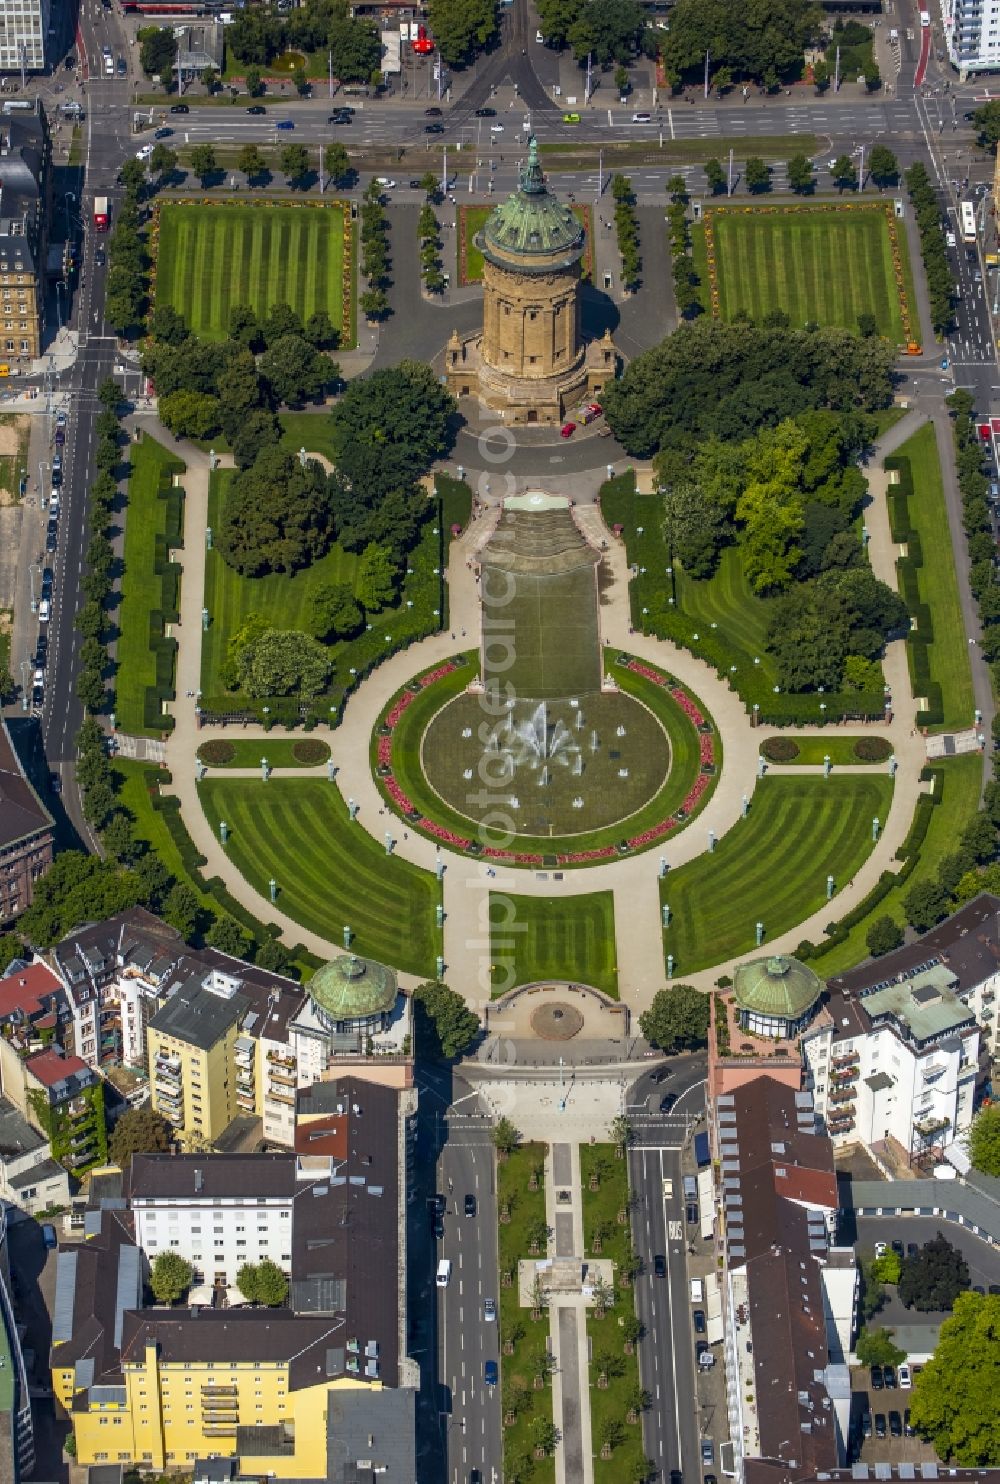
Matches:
[[146, 972, 245, 1142]]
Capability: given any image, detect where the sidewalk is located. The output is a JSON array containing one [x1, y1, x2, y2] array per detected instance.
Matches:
[[546, 1142, 593, 1484]]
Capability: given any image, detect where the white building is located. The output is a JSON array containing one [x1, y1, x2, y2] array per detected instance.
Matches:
[[127, 1153, 335, 1288], [941, 0, 1000, 78], [0, 1095, 68, 1215], [0, 0, 50, 74]]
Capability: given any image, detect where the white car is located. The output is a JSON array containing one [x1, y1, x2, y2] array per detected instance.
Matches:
[[48, 493, 59, 513], [136, 144, 154, 161], [490, 123, 504, 133], [484, 1297, 496, 1322], [899, 1363, 912, 1389], [874, 1241, 887, 1259], [38, 598, 50, 623]]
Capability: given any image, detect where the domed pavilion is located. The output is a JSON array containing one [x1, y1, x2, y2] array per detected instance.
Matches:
[[445, 137, 616, 424], [733, 955, 824, 1041], [307, 953, 398, 1039]]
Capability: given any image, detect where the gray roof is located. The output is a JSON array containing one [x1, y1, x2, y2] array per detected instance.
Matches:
[[326, 1385, 415, 1483], [847, 1176, 1000, 1244], [128, 1153, 296, 1201], [0, 1096, 45, 1160], [148, 982, 248, 1051], [828, 892, 1000, 998], [9, 1156, 66, 1191]]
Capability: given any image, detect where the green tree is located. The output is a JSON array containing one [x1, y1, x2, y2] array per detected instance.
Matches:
[[855, 1326, 906, 1367], [531, 1418, 559, 1456], [328, 14, 383, 81], [324, 141, 351, 186], [428, 0, 498, 62], [244, 1258, 288, 1306], [536, 0, 584, 47], [329, 360, 455, 486], [860, 1259, 886, 1320], [787, 154, 814, 193], [568, 0, 649, 66], [968, 1104, 1000, 1177], [813, 58, 830, 91], [232, 410, 282, 471], [831, 154, 857, 191], [234, 629, 331, 700], [238, 144, 267, 185], [357, 543, 397, 612], [360, 287, 389, 321], [245, 64, 264, 97], [744, 156, 771, 193], [704, 157, 726, 195], [871, 1249, 902, 1285], [866, 915, 904, 957], [863, 59, 881, 91], [149, 143, 177, 181], [118, 157, 147, 195], [661, 481, 728, 578], [903, 879, 949, 931], [259, 334, 331, 406], [610, 1114, 633, 1155], [491, 1116, 521, 1158], [150, 1251, 193, 1305], [413, 981, 480, 1059], [139, 25, 177, 77], [20, 853, 144, 947], [909, 1292, 1000, 1462], [280, 142, 311, 185], [201, 64, 218, 92], [158, 389, 222, 440], [638, 985, 710, 1052], [218, 446, 334, 577], [292, 64, 309, 96], [308, 583, 363, 641], [109, 1105, 173, 1166], [868, 145, 899, 189], [150, 304, 189, 345], [190, 144, 217, 186], [974, 99, 1000, 150], [898, 1232, 970, 1312], [206, 913, 252, 959], [666, 173, 688, 204], [163, 882, 201, 940]]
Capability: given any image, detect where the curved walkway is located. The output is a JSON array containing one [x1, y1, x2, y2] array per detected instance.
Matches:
[[153, 417, 929, 1013]]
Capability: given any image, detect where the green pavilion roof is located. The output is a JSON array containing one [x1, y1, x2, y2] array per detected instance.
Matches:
[[308, 953, 398, 1021], [733, 955, 823, 1022], [477, 136, 585, 273]]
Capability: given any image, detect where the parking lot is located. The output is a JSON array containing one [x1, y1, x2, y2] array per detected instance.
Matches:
[[853, 1214, 1000, 1292], [851, 1370, 938, 1467]]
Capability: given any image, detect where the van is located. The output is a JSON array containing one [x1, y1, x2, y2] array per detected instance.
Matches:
[[690, 1277, 704, 1303], [375, 177, 396, 189], [1, 99, 34, 113], [631, 112, 651, 123], [662, 1178, 673, 1198], [436, 1258, 451, 1287], [683, 1175, 698, 1200]]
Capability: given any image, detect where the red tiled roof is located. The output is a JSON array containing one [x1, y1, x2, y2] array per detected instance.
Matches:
[[25, 1047, 88, 1087], [0, 962, 62, 1021]]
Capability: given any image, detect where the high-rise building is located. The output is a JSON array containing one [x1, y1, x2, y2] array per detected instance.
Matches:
[[942, 0, 1000, 78], [0, 0, 50, 74]]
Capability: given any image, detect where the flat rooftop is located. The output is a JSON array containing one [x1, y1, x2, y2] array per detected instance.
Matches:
[[862, 969, 974, 1044]]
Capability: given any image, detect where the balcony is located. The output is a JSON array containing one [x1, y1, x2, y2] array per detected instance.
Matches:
[[155, 1051, 181, 1072], [267, 1050, 296, 1069], [268, 1065, 296, 1086], [832, 1049, 860, 1067], [236, 1092, 256, 1111], [265, 1088, 295, 1107], [201, 1385, 238, 1397], [828, 1088, 856, 1107]]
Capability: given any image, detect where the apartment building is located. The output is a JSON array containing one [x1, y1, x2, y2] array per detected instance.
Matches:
[[0, 718, 53, 924], [0, 0, 50, 72], [0, 1095, 68, 1213], [147, 969, 246, 1143], [51, 1081, 417, 1478], [0, 110, 51, 361], [0, 959, 72, 1055], [0, 1045, 106, 1175], [941, 0, 1000, 77]]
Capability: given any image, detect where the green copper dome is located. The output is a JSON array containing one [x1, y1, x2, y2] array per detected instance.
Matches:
[[308, 953, 398, 1022], [733, 955, 823, 1023], [477, 136, 585, 274]]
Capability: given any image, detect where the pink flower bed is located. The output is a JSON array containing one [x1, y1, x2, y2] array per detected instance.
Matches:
[[627, 819, 677, 848], [419, 663, 456, 688], [484, 847, 545, 865], [384, 777, 416, 814], [385, 691, 417, 729], [682, 773, 711, 812], [626, 660, 666, 686], [422, 820, 472, 849], [699, 734, 714, 764], [670, 687, 705, 728], [377, 737, 392, 766], [557, 846, 619, 864]]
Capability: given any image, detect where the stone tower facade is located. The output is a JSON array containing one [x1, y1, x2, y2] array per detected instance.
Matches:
[[445, 138, 616, 425]]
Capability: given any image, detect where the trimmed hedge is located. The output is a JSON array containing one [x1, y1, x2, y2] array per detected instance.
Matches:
[[136, 458, 184, 735], [762, 736, 800, 762], [884, 453, 943, 728], [854, 736, 893, 762]]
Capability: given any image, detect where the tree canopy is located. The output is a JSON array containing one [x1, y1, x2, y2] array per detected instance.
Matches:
[[139, 25, 178, 77], [217, 447, 336, 577], [150, 1252, 193, 1305], [968, 1104, 1000, 1178], [110, 1105, 173, 1167], [20, 853, 145, 948], [855, 1326, 906, 1367], [638, 985, 710, 1052], [414, 981, 480, 1059], [329, 361, 455, 485], [232, 627, 332, 700], [908, 1292, 1000, 1463], [898, 1231, 970, 1312], [236, 1259, 289, 1307], [660, 0, 822, 85], [427, 0, 499, 63]]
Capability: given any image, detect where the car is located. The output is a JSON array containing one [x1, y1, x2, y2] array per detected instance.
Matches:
[[906, 1242, 918, 1259], [276, 119, 295, 130], [51, 467, 62, 488], [170, 103, 190, 113], [45, 525, 57, 552], [409, 179, 425, 189], [889, 1410, 902, 1438], [562, 112, 581, 123], [695, 1339, 708, 1359], [95, 246, 106, 267], [154, 126, 172, 139], [898, 1364, 911, 1390], [686, 1203, 698, 1224], [560, 422, 576, 438], [484, 1297, 496, 1321], [41, 568, 53, 596], [920, 8, 931, 24], [247, 105, 267, 115], [693, 1309, 706, 1333], [38, 599, 50, 623], [973, 1283, 985, 1294], [483, 1360, 497, 1387], [429, 1192, 446, 1214], [654, 1254, 666, 1277], [870, 1365, 883, 1391], [464, 1193, 477, 1217], [631, 112, 651, 123], [32, 665, 44, 687], [470, 1471, 481, 1484], [890, 1239, 904, 1258], [874, 1240, 887, 1258], [54, 422, 66, 443], [587, 401, 603, 417], [50, 772, 61, 794], [875, 1414, 887, 1439], [660, 1093, 677, 1113], [117, 56, 126, 75], [136, 144, 154, 161], [375, 177, 396, 189], [861, 1411, 872, 1439], [990, 1284, 1000, 1295], [329, 112, 352, 123], [490, 123, 504, 132], [31, 683, 43, 708], [425, 123, 445, 134], [946, 230, 957, 247], [425, 106, 443, 116], [650, 1069, 667, 1083], [882, 1365, 896, 1389], [475, 107, 496, 117], [701, 1440, 714, 1465], [430, 1211, 443, 1239], [48, 493, 59, 513], [35, 635, 47, 662], [904, 1409, 915, 1437]]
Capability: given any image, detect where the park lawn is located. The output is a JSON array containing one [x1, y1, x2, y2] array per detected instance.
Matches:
[[538, 135, 817, 165], [660, 774, 894, 974], [894, 423, 975, 730], [199, 778, 440, 975], [497, 1141, 555, 1484], [489, 891, 618, 997], [760, 736, 892, 766], [114, 760, 216, 916], [379, 652, 716, 861], [0, 414, 29, 503], [579, 1146, 646, 1484], [117, 436, 185, 736], [460, 203, 592, 285], [695, 206, 918, 342], [871, 406, 910, 437], [154, 202, 354, 346], [197, 738, 331, 769], [674, 546, 778, 685], [812, 752, 983, 972]]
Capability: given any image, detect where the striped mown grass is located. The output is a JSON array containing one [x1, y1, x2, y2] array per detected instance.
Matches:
[[659, 774, 895, 974], [199, 778, 440, 975], [155, 202, 350, 343], [696, 207, 915, 341], [489, 890, 618, 997]]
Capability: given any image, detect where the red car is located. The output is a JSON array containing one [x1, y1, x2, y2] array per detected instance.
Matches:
[[560, 422, 576, 438], [588, 402, 603, 417]]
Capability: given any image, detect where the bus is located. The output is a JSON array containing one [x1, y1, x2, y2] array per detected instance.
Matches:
[[961, 200, 977, 244]]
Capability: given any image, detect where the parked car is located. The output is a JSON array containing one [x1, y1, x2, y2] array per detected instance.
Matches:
[[464, 1194, 477, 1217], [50, 465, 62, 488], [889, 1411, 902, 1438], [48, 492, 59, 513], [890, 1240, 904, 1258], [247, 105, 266, 115], [898, 1364, 911, 1390], [429, 1193, 446, 1214], [430, 1211, 443, 1239], [560, 422, 576, 438], [170, 103, 190, 113], [693, 1309, 706, 1333], [906, 1242, 918, 1259], [869, 1365, 883, 1391], [475, 107, 496, 117], [861, 1411, 872, 1439], [31, 683, 43, 707], [701, 1440, 714, 1465], [882, 1366, 896, 1389], [875, 1414, 887, 1439], [874, 1241, 887, 1258], [483, 1361, 497, 1388], [654, 1254, 666, 1278], [483, 1297, 496, 1322], [45, 524, 57, 552], [38, 598, 50, 623], [686, 1204, 698, 1224], [904, 1409, 915, 1437]]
